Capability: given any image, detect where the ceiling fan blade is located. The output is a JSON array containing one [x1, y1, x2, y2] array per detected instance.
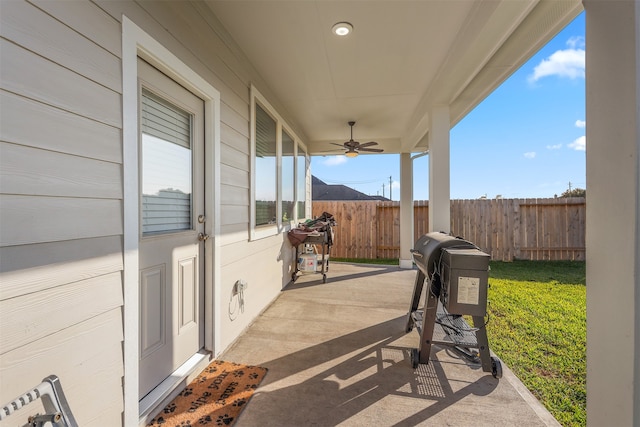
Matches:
[[338, 122, 382, 154], [357, 141, 379, 148], [343, 140, 358, 148], [330, 142, 346, 147]]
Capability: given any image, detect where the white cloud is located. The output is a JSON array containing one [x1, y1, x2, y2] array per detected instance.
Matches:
[[528, 38, 585, 83], [321, 155, 347, 166], [567, 36, 585, 49], [547, 144, 562, 150], [568, 135, 586, 151], [575, 119, 586, 128], [524, 151, 536, 159]]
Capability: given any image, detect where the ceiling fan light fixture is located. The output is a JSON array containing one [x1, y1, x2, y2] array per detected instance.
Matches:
[[332, 22, 353, 36], [345, 150, 358, 158]]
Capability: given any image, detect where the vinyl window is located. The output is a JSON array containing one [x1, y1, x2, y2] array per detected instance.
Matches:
[[251, 86, 308, 240]]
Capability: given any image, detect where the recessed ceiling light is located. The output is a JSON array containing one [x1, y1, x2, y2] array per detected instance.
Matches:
[[332, 22, 353, 36]]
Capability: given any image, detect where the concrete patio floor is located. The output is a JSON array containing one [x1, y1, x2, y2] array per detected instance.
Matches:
[[220, 262, 560, 427]]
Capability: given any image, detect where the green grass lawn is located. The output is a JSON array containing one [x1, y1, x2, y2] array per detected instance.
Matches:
[[331, 257, 399, 265], [487, 260, 586, 427]]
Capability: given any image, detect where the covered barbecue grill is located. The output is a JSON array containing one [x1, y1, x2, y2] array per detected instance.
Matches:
[[405, 231, 502, 378], [288, 212, 335, 284]]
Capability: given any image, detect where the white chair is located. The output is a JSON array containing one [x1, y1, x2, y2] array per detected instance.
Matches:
[[0, 375, 78, 427]]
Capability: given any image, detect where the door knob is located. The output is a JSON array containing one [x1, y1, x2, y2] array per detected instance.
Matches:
[[198, 233, 209, 242]]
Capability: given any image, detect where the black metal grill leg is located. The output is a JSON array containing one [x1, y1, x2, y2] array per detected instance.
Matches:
[[405, 270, 426, 333], [472, 315, 492, 373], [418, 280, 439, 365]]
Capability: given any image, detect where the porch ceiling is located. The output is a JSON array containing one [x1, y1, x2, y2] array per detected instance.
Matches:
[[205, 0, 582, 155]]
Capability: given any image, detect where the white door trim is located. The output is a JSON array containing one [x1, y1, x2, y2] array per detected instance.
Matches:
[[122, 16, 221, 427]]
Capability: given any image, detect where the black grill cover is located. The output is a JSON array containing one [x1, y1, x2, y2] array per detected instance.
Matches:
[[412, 232, 477, 278]]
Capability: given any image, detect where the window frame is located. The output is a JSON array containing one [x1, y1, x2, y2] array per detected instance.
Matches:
[[250, 85, 309, 241], [280, 127, 296, 225], [296, 141, 309, 221], [253, 101, 278, 230]]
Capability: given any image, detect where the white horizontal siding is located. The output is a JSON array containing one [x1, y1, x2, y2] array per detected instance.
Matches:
[[221, 163, 249, 188], [0, 2, 125, 424], [0, 308, 124, 426], [220, 234, 286, 267], [221, 122, 250, 155], [219, 222, 249, 246], [0, 91, 122, 163], [221, 101, 250, 140], [0, 195, 122, 246], [221, 139, 250, 171], [0, 235, 124, 300], [0, 0, 121, 92], [0, 271, 123, 353], [0, 39, 121, 128], [221, 205, 249, 227], [0, 142, 122, 199], [221, 184, 249, 206], [29, 0, 122, 57]]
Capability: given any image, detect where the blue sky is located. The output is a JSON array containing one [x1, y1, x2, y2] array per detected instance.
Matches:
[[311, 12, 586, 201]]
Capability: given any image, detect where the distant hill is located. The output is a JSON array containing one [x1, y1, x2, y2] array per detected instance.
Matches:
[[312, 176, 389, 201]]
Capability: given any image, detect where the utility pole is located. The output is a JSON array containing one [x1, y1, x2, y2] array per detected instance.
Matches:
[[568, 181, 572, 193], [389, 176, 393, 200], [382, 183, 385, 198]]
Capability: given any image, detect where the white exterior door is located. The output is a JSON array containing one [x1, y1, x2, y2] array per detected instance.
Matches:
[[138, 59, 205, 398]]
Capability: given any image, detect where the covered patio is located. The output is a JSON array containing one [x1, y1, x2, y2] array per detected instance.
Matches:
[[220, 262, 558, 426], [0, 1, 636, 425], [207, 2, 639, 424]]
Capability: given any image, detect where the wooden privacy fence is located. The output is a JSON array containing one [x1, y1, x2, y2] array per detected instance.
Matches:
[[312, 198, 585, 261]]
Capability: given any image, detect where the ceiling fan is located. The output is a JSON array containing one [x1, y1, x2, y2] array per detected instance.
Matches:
[[331, 121, 383, 157]]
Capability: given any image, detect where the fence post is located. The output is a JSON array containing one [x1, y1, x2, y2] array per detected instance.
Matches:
[[513, 199, 521, 260]]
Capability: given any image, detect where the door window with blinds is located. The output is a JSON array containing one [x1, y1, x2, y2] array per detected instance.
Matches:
[[141, 88, 193, 234]]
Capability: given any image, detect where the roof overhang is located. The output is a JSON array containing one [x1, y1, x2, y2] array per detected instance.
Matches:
[[205, 0, 583, 155]]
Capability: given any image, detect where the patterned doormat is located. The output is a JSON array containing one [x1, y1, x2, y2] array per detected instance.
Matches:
[[147, 360, 268, 427]]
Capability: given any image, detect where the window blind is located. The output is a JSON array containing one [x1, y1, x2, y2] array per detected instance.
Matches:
[[255, 104, 277, 226], [141, 89, 193, 234], [141, 89, 191, 149], [256, 104, 276, 157]]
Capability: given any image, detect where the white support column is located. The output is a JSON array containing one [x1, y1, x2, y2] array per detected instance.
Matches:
[[428, 106, 451, 233], [399, 153, 414, 269], [583, 1, 639, 425]]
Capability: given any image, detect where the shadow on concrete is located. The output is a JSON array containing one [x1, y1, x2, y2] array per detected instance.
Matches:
[[287, 263, 406, 289], [224, 263, 554, 426], [246, 316, 498, 426]]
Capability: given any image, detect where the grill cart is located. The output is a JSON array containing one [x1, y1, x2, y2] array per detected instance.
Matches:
[[288, 213, 335, 284], [405, 231, 502, 379]]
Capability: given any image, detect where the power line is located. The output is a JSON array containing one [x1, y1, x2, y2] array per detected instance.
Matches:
[[317, 175, 392, 186], [318, 177, 381, 185]]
